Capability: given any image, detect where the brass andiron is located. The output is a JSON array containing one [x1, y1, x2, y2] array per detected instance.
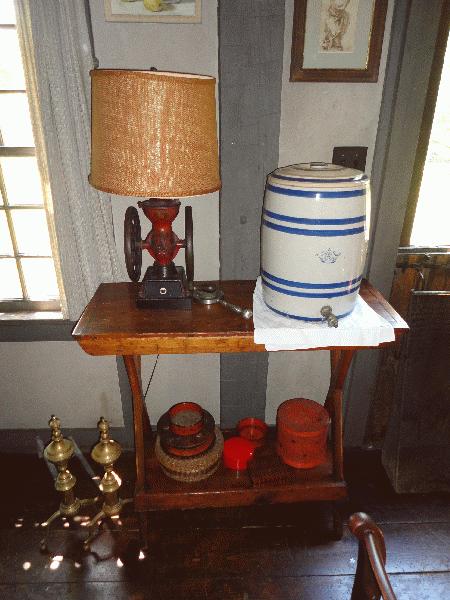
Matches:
[[41, 416, 98, 552], [83, 417, 132, 549]]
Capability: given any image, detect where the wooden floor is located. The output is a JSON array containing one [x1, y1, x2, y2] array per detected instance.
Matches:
[[0, 449, 449, 599]]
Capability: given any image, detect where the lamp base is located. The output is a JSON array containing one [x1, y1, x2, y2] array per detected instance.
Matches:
[[136, 265, 192, 309]]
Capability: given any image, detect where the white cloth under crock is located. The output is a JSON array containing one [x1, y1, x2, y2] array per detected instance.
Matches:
[[253, 277, 404, 351]]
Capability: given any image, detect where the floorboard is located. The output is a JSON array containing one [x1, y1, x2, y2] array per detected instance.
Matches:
[[0, 449, 448, 599], [1, 574, 449, 600]]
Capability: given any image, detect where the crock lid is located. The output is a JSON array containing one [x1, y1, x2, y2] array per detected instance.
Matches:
[[271, 162, 366, 183]]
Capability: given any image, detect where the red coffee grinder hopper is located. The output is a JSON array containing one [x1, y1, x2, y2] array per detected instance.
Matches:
[[124, 198, 194, 309]]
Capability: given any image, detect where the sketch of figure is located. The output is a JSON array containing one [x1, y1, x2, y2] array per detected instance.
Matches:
[[320, 0, 356, 52]]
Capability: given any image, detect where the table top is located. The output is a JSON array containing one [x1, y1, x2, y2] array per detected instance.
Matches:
[[72, 280, 408, 356]]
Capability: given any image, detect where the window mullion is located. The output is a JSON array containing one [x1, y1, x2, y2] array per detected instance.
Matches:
[[0, 158, 29, 300], [3, 213, 29, 300], [0, 147, 36, 157], [0, 204, 44, 210]]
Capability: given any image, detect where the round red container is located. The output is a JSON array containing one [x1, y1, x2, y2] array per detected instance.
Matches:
[[276, 398, 330, 469], [223, 437, 255, 471], [165, 435, 215, 458], [168, 402, 203, 436], [237, 417, 268, 447]]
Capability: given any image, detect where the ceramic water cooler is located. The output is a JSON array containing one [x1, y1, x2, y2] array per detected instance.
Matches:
[[261, 162, 370, 322]]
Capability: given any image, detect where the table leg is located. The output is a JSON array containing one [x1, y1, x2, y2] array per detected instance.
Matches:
[[331, 502, 344, 541], [123, 355, 151, 547], [325, 349, 356, 414], [123, 355, 146, 492], [325, 349, 356, 483], [134, 355, 152, 439], [124, 355, 152, 436], [330, 349, 342, 377], [138, 512, 149, 550], [331, 389, 344, 481]]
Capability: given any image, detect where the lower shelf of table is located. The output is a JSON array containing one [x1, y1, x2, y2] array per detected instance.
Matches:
[[134, 432, 347, 512]]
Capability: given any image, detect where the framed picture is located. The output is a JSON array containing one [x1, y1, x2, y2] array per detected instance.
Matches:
[[104, 0, 201, 23], [290, 0, 388, 82]]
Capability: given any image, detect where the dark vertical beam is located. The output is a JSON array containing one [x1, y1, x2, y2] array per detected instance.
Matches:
[[344, 0, 410, 447], [344, 0, 445, 446], [218, 0, 285, 426]]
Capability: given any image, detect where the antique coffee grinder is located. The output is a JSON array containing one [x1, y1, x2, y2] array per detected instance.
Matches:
[[89, 68, 221, 309], [124, 201, 194, 308]]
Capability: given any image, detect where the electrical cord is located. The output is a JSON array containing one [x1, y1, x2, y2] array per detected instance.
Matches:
[[143, 354, 159, 401]]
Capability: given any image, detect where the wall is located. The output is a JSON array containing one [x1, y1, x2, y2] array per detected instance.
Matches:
[[278, 0, 393, 187], [0, 1, 220, 441], [0, 341, 123, 429], [88, 0, 220, 284], [88, 0, 221, 425], [0, 0, 399, 446], [265, 0, 394, 425], [218, 0, 285, 426]]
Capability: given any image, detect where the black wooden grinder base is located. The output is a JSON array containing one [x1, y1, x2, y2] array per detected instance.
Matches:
[[136, 265, 192, 309]]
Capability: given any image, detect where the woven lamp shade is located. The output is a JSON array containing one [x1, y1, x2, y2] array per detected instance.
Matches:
[[89, 69, 221, 198]]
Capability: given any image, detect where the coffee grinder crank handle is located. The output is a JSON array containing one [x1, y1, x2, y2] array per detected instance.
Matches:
[[219, 298, 253, 320]]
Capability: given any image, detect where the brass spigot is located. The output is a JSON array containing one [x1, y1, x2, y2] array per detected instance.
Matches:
[[83, 417, 132, 549], [41, 416, 98, 552], [321, 305, 339, 328]]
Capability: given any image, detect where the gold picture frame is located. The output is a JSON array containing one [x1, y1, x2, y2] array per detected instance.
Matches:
[[104, 0, 201, 24], [290, 0, 388, 82]]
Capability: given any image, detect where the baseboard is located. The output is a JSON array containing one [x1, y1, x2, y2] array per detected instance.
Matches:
[[0, 427, 134, 454]]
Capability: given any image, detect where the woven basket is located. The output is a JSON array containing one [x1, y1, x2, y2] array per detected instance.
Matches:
[[155, 427, 224, 482]]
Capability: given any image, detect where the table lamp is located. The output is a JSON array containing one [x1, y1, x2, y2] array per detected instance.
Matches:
[[89, 69, 221, 308]]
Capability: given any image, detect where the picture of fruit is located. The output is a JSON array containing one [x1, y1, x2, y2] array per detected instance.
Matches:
[[111, 0, 199, 21], [143, 0, 163, 11]]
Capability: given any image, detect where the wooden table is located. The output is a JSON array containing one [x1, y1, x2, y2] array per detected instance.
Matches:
[[73, 279, 407, 541]]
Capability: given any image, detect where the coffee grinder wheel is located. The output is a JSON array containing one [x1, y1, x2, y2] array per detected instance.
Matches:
[[184, 205, 194, 290], [124, 206, 142, 282]]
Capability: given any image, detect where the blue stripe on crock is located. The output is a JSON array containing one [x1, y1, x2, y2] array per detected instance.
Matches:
[[266, 183, 366, 198], [261, 270, 363, 289], [262, 219, 365, 237], [263, 302, 354, 322], [262, 277, 361, 298], [271, 173, 368, 184], [263, 208, 365, 225]]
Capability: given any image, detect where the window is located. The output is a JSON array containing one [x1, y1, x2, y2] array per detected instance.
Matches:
[[0, 1, 60, 311], [409, 30, 450, 247], [399, 7, 450, 251]]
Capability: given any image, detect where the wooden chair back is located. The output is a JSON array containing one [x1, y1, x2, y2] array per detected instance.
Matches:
[[349, 512, 397, 600]]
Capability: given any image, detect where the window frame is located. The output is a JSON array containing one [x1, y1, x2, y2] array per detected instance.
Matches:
[[399, 5, 450, 248], [0, 19, 60, 312]]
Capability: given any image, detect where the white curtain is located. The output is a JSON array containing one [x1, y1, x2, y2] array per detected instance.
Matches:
[[15, 0, 125, 320]]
